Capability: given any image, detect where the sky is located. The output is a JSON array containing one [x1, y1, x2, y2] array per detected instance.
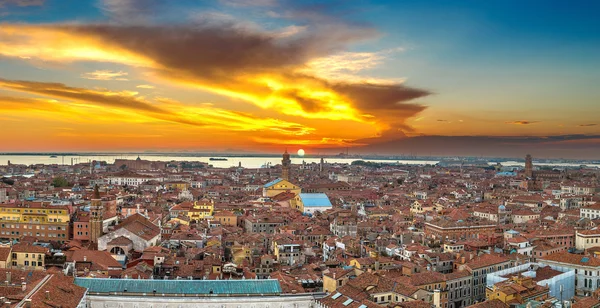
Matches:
[[0, 0, 599, 158]]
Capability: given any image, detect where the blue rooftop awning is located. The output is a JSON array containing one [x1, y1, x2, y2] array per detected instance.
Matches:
[[263, 178, 283, 188], [75, 278, 282, 295]]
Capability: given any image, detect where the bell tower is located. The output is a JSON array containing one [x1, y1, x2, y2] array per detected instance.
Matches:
[[281, 149, 291, 181], [89, 184, 104, 243], [525, 154, 533, 178]]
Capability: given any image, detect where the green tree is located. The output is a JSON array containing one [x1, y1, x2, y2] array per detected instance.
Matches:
[[52, 176, 69, 187]]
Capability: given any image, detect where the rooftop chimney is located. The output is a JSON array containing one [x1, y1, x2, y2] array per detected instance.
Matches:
[[24, 299, 31, 308], [45, 290, 50, 300], [83, 256, 87, 262], [21, 282, 26, 292], [5, 273, 10, 284]]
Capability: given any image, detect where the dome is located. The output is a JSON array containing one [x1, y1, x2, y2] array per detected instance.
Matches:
[[498, 204, 506, 211]]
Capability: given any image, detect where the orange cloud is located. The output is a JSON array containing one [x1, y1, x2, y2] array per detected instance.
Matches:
[[0, 21, 429, 144], [0, 79, 314, 136]]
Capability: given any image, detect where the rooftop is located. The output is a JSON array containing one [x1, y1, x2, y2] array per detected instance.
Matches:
[[299, 193, 333, 207], [75, 278, 283, 295]]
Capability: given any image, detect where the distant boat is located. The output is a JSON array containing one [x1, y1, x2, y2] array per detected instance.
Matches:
[[50, 155, 57, 158], [209, 158, 228, 161]]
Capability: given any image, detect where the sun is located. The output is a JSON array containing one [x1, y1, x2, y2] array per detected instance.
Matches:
[[297, 149, 305, 157]]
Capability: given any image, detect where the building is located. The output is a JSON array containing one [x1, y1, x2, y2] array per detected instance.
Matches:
[[424, 218, 497, 241], [10, 243, 48, 270], [64, 250, 124, 277], [562, 184, 597, 195], [486, 263, 575, 303], [244, 215, 285, 234], [90, 185, 103, 244], [458, 253, 514, 302], [273, 238, 305, 266], [262, 178, 301, 198], [0, 246, 10, 268], [580, 203, 600, 220], [0, 184, 9, 203], [106, 170, 156, 187], [322, 267, 361, 293], [303, 182, 350, 193], [295, 193, 333, 214], [187, 198, 214, 221], [539, 252, 600, 296], [164, 180, 191, 191], [72, 211, 91, 241], [98, 213, 161, 252], [0, 202, 70, 243], [281, 150, 291, 181], [74, 278, 319, 308], [113, 157, 166, 170], [0, 269, 87, 308], [576, 229, 600, 251], [525, 154, 533, 178], [213, 210, 237, 226], [486, 275, 550, 306], [446, 270, 473, 308]]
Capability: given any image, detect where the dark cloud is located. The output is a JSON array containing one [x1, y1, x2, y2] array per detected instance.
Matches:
[[64, 23, 372, 76], [58, 22, 428, 134], [579, 123, 597, 127], [506, 120, 539, 125], [345, 134, 600, 159]]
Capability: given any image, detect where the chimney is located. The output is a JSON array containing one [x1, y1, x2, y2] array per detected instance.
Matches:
[[45, 290, 50, 300], [21, 282, 26, 291], [83, 256, 87, 262], [4, 301, 11, 307], [24, 299, 32, 308], [5, 272, 10, 284]]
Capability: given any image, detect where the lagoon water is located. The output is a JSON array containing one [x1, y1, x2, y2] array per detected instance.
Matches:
[[1, 155, 597, 169], [0, 154, 438, 169]]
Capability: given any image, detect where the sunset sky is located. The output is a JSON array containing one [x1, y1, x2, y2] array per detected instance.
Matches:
[[1, 0, 599, 158]]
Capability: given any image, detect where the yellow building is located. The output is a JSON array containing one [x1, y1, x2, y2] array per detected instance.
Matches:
[[187, 198, 214, 221], [410, 200, 434, 214], [262, 178, 301, 198], [213, 210, 237, 226], [10, 243, 48, 270], [0, 202, 70, 243], [0, 246, 11, 268], [231, 244, 252, 265], [486, 276, 549, 305], [323, 268, 362, 293], [165, 181, 191, 191]]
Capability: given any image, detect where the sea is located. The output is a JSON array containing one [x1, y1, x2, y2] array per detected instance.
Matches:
[[0, 154, 437, 169], [0, 154, 598, 169]]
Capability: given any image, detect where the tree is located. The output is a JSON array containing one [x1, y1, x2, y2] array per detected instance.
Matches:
[[52, 176, 68, 187]]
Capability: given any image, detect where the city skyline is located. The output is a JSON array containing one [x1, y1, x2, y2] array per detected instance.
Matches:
[[1, 0, 599, 158]]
